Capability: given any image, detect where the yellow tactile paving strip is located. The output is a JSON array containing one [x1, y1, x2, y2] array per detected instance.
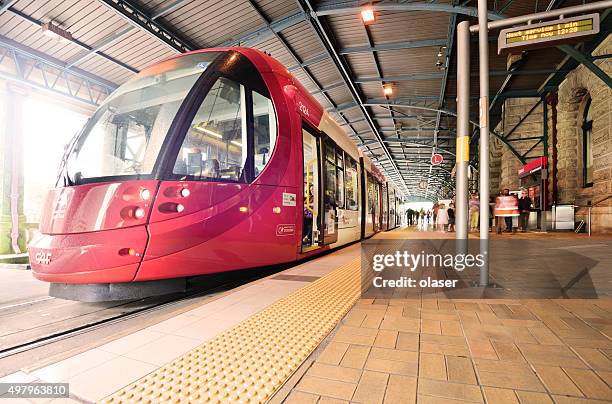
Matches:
[[102, 257, 361, 403]]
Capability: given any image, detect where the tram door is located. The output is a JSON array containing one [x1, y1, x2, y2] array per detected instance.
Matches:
[[322, 138, 338, 245], [302, 128, 321, 252]]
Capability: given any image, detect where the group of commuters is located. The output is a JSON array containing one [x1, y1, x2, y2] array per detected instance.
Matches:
[[404, 188, 534, 233]]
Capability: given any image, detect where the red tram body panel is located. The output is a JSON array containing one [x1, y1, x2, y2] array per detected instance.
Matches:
[[28, 48, 401, 301]]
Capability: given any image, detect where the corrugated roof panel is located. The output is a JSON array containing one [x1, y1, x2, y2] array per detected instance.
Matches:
[[359, 81, 385, 99], [96, 29, 176, 70], [325, 14, 369, 49], [161, 0, 263, 47], [290, 68, 318, 92], [351, 120, 371, 134], [377, 47, 440, 77], [280, 21, 325, 62], [254, 36, 295, 68], [368, 11, 450, 44], [325, 85, 352, 106], [345, 53, 378, 77], [312, 92, 333, 109], [395, 80, 441, 98], [305, 60, 342, 87], [253, 0, 300, 22], [341, 108, 362, 122]]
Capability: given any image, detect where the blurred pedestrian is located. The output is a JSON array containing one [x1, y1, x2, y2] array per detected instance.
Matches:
[[469, 193, 480, 231], [436, 204, 448, 231], [518, 189, 533, 232], [447, 203, 455, 232]]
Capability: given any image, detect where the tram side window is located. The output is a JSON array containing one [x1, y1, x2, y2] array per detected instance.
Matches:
[[336, 149, 345, 209], [344, 157, 358, 211], [324, 141, 337, 206], [253, 91, 277, 176], [173, 77, 247, 182]]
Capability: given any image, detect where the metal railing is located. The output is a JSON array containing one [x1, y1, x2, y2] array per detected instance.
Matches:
[[575, 194, 612, 236]]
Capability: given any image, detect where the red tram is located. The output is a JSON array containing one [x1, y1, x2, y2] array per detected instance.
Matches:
[[28, 48, 401, 301]]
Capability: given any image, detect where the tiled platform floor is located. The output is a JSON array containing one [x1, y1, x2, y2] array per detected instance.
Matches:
[[283, 227, 612, 403], [286, 298, 612, 404]]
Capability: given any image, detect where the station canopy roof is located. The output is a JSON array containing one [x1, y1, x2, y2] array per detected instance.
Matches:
[[0, 0, 609, 200]]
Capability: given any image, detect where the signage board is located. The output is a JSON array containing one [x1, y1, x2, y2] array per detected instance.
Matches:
[[518, 156, 548, 177], [498, 13, 599, 54]]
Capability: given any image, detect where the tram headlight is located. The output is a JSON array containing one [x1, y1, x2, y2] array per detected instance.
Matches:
[[134, 207, 146, 219], [140, 188, 151, 200], [179, 188, 190, 198], [159, 202, 184, 213]]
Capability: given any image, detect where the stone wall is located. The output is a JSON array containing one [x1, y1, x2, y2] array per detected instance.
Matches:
[[556, 36, 611, 232], [490, 36, 611, 233]]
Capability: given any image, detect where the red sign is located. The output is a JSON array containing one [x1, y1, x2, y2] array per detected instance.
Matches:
[[518, 156, 547, 177], [431, 153, 444, 166]]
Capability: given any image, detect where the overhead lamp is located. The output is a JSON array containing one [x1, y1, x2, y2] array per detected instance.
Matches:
[[41, 21, 73, 42], [361, 7, 375, 23], [383, 83, 394, 96]]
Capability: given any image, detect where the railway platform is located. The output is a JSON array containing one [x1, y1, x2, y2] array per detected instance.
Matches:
[[2, 226, 612, 403]]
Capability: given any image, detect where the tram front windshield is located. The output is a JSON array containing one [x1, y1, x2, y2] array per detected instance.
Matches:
[[63, 52, 221, 184]]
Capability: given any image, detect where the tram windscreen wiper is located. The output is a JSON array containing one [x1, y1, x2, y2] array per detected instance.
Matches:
[[56, 120, 89, 187]]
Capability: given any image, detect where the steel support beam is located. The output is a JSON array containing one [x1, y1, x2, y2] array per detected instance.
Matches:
[[557, 44, 612, 88], [97, 0, 198, 53], [0, 35, 116, 107], [340, 38, 448, 55], [68, 0, 190, 69]]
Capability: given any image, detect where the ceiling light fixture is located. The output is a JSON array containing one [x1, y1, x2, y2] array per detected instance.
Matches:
[[383, 83, 394, 96], [41, 21, 73, 42], [361, 7, 375, 23]]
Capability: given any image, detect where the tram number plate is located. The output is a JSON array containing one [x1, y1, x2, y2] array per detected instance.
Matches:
[[276, 224, 295, 236]]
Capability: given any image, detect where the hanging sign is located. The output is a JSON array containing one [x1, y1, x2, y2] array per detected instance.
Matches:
[[498, 13, 599, 54]]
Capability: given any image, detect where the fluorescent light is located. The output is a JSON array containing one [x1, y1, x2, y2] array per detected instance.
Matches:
[[361, 8, 375, 23], [231, 140, 242, 147], [194, 126, 222, 139]]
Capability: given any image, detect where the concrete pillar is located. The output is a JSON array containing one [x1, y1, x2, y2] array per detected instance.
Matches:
[[0, 82, 27, 255]]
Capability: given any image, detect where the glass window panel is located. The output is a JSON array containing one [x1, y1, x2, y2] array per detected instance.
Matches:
[[336, 150, 344, 209], [344, 157, 359, 211], [173, 77, 247, 182], [253, 91, 277, 176], [66, 52, 220, 182]]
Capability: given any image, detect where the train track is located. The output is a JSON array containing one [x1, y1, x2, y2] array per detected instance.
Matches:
[[0, 266, 283, 360]]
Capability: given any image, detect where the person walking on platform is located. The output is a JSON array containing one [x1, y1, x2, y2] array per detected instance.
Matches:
[[436, 204, 448, 231], [432, 202, 439, 225], [447, 203, 455, 232], [406, 208, 414, 225], [518, 190, 533, 232], [495, 188, 518, 234], [469, 193, 480, 232]]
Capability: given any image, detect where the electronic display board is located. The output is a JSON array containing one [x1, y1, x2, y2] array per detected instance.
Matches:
[[498, 13, 599, 53]]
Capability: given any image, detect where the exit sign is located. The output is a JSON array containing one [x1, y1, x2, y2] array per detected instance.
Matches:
[[498, 13, 599, 54]]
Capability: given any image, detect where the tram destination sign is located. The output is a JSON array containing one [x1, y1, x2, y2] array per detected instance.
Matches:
[[498, 13, 599, 54]]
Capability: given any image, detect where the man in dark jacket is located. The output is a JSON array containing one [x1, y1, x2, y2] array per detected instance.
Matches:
[[518, 190, 533, 232]]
